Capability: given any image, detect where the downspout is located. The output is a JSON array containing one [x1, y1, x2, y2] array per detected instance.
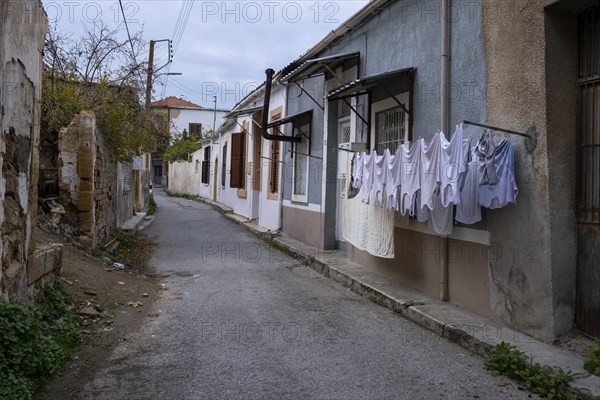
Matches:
[[261, 69, 301, 143], [440, 0, 450, 302]]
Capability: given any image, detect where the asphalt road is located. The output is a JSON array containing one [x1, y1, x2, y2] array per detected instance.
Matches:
[[81, 189, 536, 399]]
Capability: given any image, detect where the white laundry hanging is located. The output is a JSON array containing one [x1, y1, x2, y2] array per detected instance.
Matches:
[[344, 155, 395, 259], [347, 123, 518, 241]]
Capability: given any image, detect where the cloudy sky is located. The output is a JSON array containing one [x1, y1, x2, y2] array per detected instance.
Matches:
[[42, 0, 369, 108]]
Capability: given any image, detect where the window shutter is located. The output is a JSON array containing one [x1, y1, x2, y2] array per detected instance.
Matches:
[[239, 131, 246, 189], [201, 161, 208, 183], [222, 144, 227, 187], [270, 142, 280, 193], [230, 133, 241, 188]]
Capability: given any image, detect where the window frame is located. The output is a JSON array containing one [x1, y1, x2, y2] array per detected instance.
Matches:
[[201, 146, 211, 184], [189, 123, 202, 138], [267, 107, 283, 200], [372, 94, 409, 154], [291, 121, 311, 204]]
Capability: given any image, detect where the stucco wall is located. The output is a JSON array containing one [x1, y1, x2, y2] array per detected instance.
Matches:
[[218, 124, 252, 219], [199, 142, 218, 200], [481, 0, 585, 340], [168, 150, 201, 197], [258, 85, 286, 231], [170, 108, 228, 136], [0, 0, 47, 299]]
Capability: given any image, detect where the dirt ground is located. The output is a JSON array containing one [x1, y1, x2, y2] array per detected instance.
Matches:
[[34, 228, 163, 400]]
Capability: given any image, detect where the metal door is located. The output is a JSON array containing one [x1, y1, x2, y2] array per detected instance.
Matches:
[[576, 5, 600, 336]]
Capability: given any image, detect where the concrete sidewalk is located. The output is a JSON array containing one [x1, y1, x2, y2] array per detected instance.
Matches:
[[203, 198, 600, 399]]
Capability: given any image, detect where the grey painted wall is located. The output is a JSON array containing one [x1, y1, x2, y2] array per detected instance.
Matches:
[[283, 0, 487, 206], [282, 77, 325, 205]]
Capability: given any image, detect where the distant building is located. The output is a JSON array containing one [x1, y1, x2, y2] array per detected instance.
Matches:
[[151, 96, 229, 185]]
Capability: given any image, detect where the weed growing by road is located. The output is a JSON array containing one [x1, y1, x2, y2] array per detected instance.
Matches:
[[0, 281, 81, 400], [584, 339, 600, 376], [485, 342, 578, 399], [147, 195, 157, 216]]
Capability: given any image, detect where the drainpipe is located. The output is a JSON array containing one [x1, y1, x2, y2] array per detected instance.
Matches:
[[261, 69, 301, 143], [440, 0, 450, 302]]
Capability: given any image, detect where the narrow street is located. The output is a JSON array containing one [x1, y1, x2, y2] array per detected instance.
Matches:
[[72, 189, 534, 400]]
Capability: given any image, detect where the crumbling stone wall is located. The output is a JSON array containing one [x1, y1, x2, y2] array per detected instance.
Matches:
[[58, 112, 135, 248], [0, 0, 48, 300]]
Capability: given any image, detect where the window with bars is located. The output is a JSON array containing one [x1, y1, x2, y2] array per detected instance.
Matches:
[[577, 5, 600, 224], [338, 100, 351, 119], [375, 107, 406, 154]]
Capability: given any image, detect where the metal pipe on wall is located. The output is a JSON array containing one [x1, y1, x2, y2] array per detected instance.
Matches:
[[440, 0, 450, 302]]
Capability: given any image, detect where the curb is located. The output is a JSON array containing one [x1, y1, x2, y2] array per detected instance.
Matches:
[[121, 212, 148, 234], [270, 236, 599, 400]]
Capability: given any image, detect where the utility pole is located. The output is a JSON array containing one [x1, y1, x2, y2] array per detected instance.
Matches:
[[212, 95, 218, 141], [145, 40, 155, 109]]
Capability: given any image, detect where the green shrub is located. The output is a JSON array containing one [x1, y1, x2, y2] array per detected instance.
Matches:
[[0, 281, 81, 400], [584, 339, 600, 376], [147, 195, 157, 216], [485, 342, 576, 400]]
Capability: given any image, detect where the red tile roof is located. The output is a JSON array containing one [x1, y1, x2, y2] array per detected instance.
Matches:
[[151, 96, 204, 109]]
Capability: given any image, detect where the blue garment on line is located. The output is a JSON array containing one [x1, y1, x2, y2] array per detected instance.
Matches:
[[478, 139, 518, 209]]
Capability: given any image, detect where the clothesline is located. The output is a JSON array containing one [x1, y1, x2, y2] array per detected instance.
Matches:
[[344, 124, 519, 258]]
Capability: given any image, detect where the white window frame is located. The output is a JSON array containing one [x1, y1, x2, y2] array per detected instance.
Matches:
[[371, 93, 409, 153], [291, 123, 310, 204]]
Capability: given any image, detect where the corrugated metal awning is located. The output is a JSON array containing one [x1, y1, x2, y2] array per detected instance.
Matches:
[[224, 106, 263, 119], [266, 110, 313, 129], [326, 67, 415, 100], [280, 51, 360, 82]]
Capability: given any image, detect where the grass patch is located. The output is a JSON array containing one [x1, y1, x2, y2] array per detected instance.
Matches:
[[267, 240, 300, 259], [584, 338, 600, 377], [0, 281, 81, 400], [147, 195, 157, 216], [485, 342, 579, 400]]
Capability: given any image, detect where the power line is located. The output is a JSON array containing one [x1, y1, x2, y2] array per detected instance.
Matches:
[[118, 0, 136, 61], [162, 0, 194, 98]]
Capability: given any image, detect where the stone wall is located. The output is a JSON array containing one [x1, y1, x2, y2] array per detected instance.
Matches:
[[0, 0, 49, 300], [58, 112, 135, 248]]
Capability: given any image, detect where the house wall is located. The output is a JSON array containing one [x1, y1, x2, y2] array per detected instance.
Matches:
[[169, 108, 228, 136], [218, 121, 252, 219], [479, 0, 595, 339], [168, 150, 202, 197], [280, 0, 492, 316], [199, 142, 219, 200], [0, 0, 48, 299], [258, 85, 286, 231], [281, 76, 326, 246]]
